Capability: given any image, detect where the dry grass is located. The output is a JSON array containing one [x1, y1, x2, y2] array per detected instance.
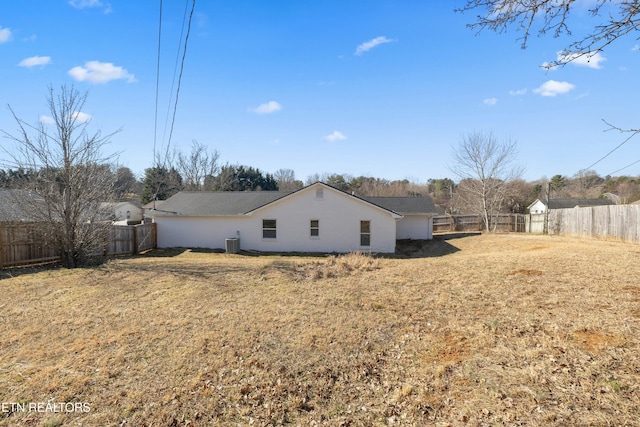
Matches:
[[1, 234, 639, 426]]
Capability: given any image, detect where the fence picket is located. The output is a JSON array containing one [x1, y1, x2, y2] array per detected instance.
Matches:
[[548, 205, 640, 244], [433, 214, 526, 233], [0, 222, 157, 268]]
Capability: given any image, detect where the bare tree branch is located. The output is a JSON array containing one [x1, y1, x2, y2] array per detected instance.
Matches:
[[457, 0, 640, 67]]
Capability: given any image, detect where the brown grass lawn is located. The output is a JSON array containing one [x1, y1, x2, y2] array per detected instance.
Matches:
[[1, 233, 639, 426]]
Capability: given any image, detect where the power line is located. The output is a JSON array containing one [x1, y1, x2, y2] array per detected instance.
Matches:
[[583, 130, 639, 171], [151, 0, 196, 206], [580, 120, 639, 173], [607, 159, 640, 176], [163, 0, 197, 164], [153, 0, 163, 166], [161, 0, 190, 156]]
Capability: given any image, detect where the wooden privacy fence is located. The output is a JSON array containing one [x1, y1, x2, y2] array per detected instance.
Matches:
[[433, 214, 526, 233], [104, 223, 157, 257], [548, 205, 640, 244], [0, 223, 59, 267], [526, 213, 546, 234], [0, 222, 157, 268]]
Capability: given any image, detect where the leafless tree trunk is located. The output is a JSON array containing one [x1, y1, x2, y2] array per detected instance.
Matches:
[[450, 132, 523, 232], [1, 85, 119, 267]]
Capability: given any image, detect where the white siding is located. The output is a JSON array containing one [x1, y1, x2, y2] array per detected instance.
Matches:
[[114, 203, 143, 222], [528, 200, 547, 214], [396, 214, 433, 240], [156, 216, 246, 249], [156, 184, 398, 253], [244, 185, 397, 253]]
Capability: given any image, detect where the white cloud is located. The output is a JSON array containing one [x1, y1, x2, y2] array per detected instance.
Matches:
[[483, 98, 498, 106], [632, 44, 640, 52], [18, 56, 52, 68], [0, 26, 12, 43], [70, 111, 92, 123], [533, 80, 575, 97], [324, 131, 347, 142], [39, 115, 54, 125], [509, 88, 527, 96], [543, 50, 606, 69], [355, 36, 395, 56], [69, 0, 111, 13], [564, 51, 605, 69], [68, 61, 136, 84], [249, 101, 282, 114], [69, 0, 101, 8]]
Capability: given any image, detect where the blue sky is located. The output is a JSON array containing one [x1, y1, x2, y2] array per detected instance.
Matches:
[[1, 1, 639, 183]]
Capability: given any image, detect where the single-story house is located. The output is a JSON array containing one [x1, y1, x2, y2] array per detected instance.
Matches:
[[149, 182, 439, 253], [527, 197, 614, 214], [100, 202, 144, 225]]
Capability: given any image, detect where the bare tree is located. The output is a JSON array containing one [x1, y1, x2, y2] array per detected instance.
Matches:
[[176, 140, 220, 191], [570, 169, 605, 198], [274, 168, 303, 191], [458, 0, 640, 68], [1, 85, 119, 268], [450, 132, 523, 231]]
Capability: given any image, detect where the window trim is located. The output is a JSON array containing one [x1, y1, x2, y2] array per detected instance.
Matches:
[[262, 219, 277, 239], [310, 219, 319, 238], [360, 220, 371, 247]]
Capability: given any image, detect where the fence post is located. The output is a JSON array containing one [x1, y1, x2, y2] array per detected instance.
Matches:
[[132, 225, 138, 255], [0, 224, 5, 266]]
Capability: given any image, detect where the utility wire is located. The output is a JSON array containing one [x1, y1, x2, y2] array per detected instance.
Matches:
[[607, 159, 640, 176], [163, 0, 196, 165], [581, 120, 639, 172], [151, 0, 196, 206], [153, 0, 163, 167], [161, 0, 190, 157]]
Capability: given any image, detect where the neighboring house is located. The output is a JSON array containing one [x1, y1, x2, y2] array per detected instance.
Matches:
[[100, 202, 144, 225], [143, 200, 166, 213], [603, 192, 622, 204], [149, 182, 439, 253], [527, 198, 614, 214], [0, 189, 39, 222]]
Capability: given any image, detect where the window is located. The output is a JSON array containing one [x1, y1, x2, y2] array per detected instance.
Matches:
[[360, 220, 370, 246], [310, 220, 319, 237], [262, 219, 277, 239], [316, 188, 324, 199]]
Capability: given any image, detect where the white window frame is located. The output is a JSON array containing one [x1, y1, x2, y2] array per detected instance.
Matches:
[[262, 219, 277, 239], [360, 220, 371, 247], [310, 219, 319, 238]]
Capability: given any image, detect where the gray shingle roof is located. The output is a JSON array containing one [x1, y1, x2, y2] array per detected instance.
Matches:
[[151, 186, 440, 217], [0, 189, 40, 222], [361, 196, 441, 215], [149, 191, 293, 216], [546, 198, 614, 209]]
